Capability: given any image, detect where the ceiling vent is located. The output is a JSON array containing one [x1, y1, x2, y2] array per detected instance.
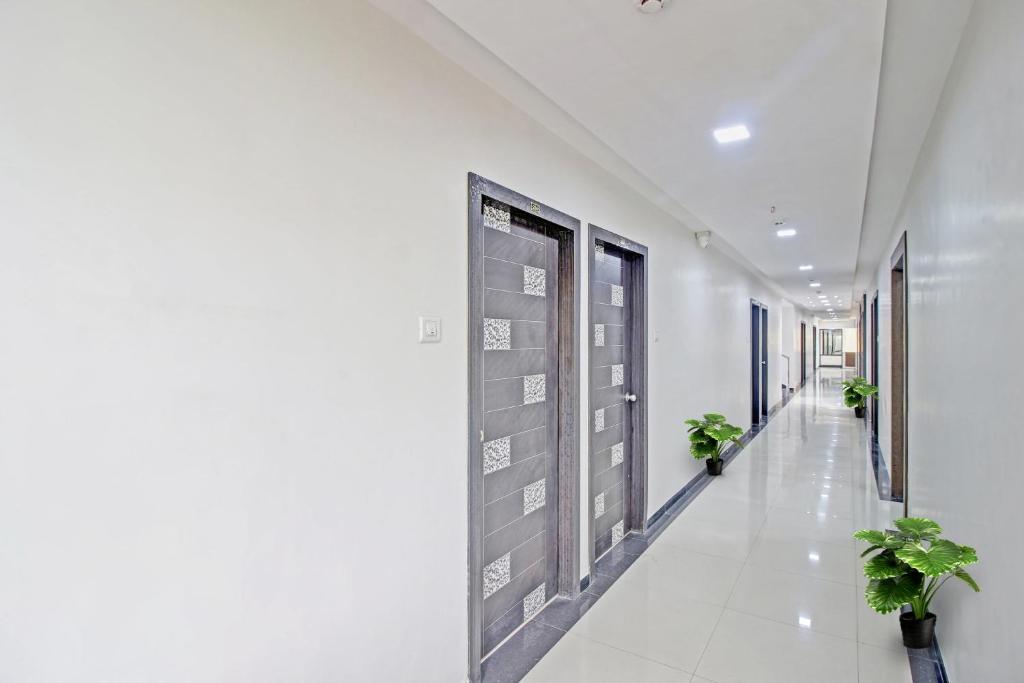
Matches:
[[635, 0, 667, 13]]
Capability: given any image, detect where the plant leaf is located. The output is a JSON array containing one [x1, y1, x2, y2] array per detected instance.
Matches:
[[865, 575, 922, 614], [853, 530, 888, 545], [953, 569, 981, 592], [896, 540, 963, 576], [703, 413, 726, 424], [863, 552, 907, 579], [893, 517, 942, 540], [958, 544, 979, 566], [855, 529, 903, 551]]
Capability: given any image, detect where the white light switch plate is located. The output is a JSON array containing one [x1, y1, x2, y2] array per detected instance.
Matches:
[[419, 316, 442, 343]]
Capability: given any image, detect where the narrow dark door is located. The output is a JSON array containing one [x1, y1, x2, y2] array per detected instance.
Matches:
[[891, 235, 908, 513], [800, 322, 807, 384], [751, 303, 761, 425], [760, 306, 769, 418], [871, 293, 879, 438], [590, 239, 635, 559], [476, 200, 562, 656], [860, 294, 868, 375], [813, 326, 818, 369]]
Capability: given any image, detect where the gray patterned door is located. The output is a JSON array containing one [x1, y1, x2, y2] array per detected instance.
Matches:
[[590, 240, 632, 559], [478, 198, 559, 655]]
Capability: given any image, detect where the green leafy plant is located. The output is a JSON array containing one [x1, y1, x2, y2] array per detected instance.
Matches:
[[854, 517, 980, 620], [684, 413, 743, 462], [842, 376, 878, 409]]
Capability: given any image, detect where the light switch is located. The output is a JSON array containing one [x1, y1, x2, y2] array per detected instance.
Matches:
[[419, 316, 442, 343]]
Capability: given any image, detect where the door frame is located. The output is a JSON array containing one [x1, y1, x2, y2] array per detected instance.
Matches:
[[750, 299, 768, 424], [860, 294, 867, 376], [800, 322, 806, 385], [587, 224, 648, 565], [890, 233, 909, 514], [871, 291, 879, 438], [813, 325, 818, 369], [761, 306, 769, 416], [467, 173, 581, 681]]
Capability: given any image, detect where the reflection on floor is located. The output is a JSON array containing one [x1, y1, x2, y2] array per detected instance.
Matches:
[[524, 369, 916, 682]]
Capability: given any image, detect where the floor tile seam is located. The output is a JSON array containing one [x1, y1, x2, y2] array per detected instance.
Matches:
[[690, 599, 730, 680], [552, 630, 696, 679], [752, 527, 859, 552], [741, 555, 857, 588], [561, 629, 699, 676], [720, 603, 859, 644], [601, 571, 737, 612], [651, 537, 756, 564]]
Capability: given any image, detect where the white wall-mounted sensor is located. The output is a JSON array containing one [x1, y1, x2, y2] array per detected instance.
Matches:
[[418, 316, 442, 343], [695, 231, 712, 249], [635, 0, 667, 13]]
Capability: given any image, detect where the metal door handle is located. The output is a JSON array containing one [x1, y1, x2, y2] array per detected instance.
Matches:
[[624, 394, 637, 403]]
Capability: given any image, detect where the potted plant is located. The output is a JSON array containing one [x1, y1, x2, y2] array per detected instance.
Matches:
[[854, 517, 980, 648], [842, 376, 878, 418], [685, 413, 743, 476]]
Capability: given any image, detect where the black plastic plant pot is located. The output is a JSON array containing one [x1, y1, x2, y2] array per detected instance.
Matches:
[[899, 612, 936, 649], [855, 406, 865, 418], [706, 458, 723, 476]]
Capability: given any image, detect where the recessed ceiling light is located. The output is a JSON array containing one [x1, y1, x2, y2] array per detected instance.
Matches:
[[776, 229, 797, 237], [713, 124, 750, 144], [809, 282, 821, 288], [799, 264, 814, 271]]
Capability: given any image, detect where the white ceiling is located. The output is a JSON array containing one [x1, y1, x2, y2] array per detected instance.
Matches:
[[853, 0, 973, 298], [424, 0, 888, 314]]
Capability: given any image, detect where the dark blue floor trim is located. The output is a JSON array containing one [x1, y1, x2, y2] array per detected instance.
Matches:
[[901, 608, 949, 683], [867, 423, 904, 503], [480, 383, 802, 682]]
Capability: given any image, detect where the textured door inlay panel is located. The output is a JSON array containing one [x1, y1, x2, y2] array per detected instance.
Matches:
[[483, 198, 511, 232], [478, 199, 558, 654], [523, 374, 546, 405], [484, 318, 512, 351], [483, 437, 512, 475], [611, 521, 625, 546], [523, 265, 546, 297], [523, 479, 546, 514], [484, 554, 511, 598], [523, 584, 546, 621], [590, 240, 630, 560]]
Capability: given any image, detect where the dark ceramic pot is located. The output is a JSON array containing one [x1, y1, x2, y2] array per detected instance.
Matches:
[[706, 458, 723, 476], [900, 612, 936, 649], [855, 406, 866, 418]]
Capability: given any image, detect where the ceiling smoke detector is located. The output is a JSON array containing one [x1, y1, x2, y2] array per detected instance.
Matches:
[[635, 0, 667, 13]]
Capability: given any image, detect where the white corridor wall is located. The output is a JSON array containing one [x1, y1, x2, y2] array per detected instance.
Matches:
[[865, 0, 1024, 679], [0, 1, 802, 681]]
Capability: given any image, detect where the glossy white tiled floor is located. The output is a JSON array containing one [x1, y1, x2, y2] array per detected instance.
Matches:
[[525, 369, 911, 683]]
